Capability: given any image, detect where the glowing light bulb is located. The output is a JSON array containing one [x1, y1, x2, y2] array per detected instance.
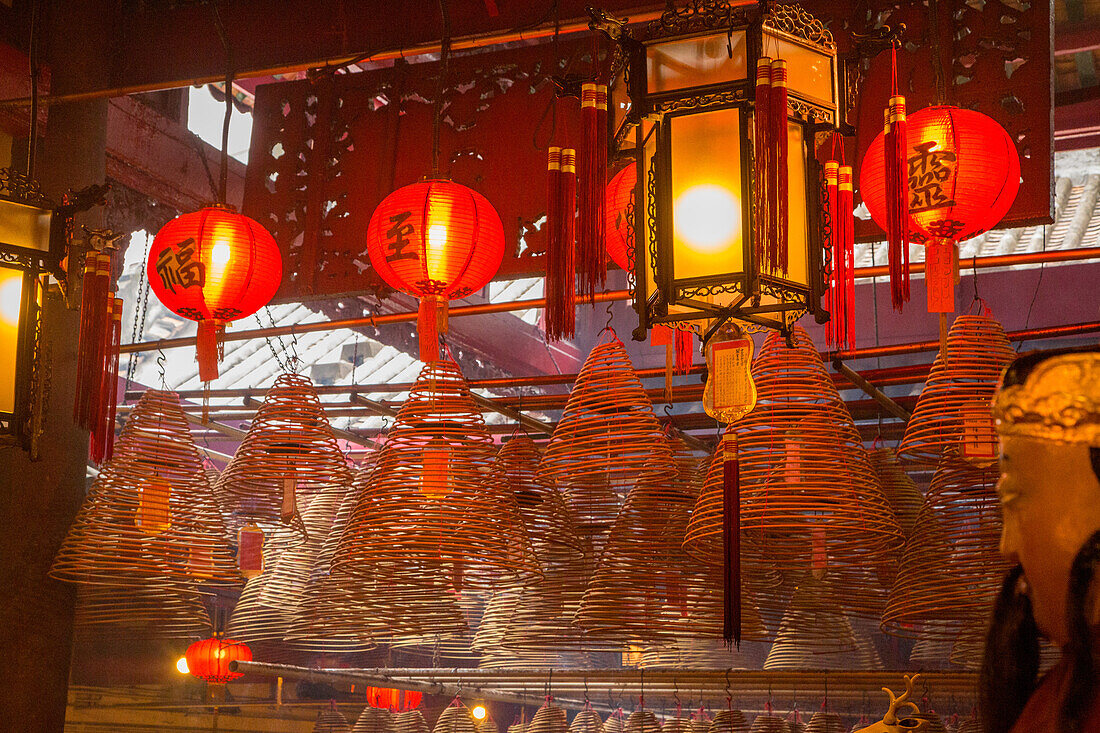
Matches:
[[211, 242, 232, 266], [673, 184, 739, 252], [0, 274, 22, 327], [428, 224, 448, 248], [176, 656, 189, 674], [472, 705, 487, 721], [426, 224, 449, 282]]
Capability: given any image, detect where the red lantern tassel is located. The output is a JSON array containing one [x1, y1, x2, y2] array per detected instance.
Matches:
[[753, 58, 772, 273], [838, 166, 856, 351], [722, 432, 741, 648], [770, 59, 789, 275], [79, 253, 112, 430], [885, 47, 910, 311], [674, 328, 692, 375], [196, 319, 223, 381], [577, 83, 607, 301], [562, 147, 577, 317], [73, 252, 98, 425], [545, 146, 577, 341], [416, 297, 441, 364], [824, 161, 840, 349], [101, 298, 123, 462]]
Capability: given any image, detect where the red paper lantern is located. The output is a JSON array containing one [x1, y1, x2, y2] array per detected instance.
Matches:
[[365, 687, 423, 711], [148, 205, 282, 381], [366, 179, 504, 362], [605, 162, 636, 272], [184, 637, 252, 684], [860, 106, 1020, 243]]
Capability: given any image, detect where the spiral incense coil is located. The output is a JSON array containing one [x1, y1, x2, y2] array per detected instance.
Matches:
[[576, 454, 767, 642], [51, 389, 239, 591], [761, 575, 862, 664], [528, 705, 568, 733], [333, 360, 539, 590], [684, 327, 902, 572], [601, 713, 626, 733], [509, 723, 528, 733], [625, 710, 660, 733], [803, 713, 843, 733], [868, 448, 923, 539], [908, 625, 957, 669], [477, 648, 594, 669], [73, 584, 211, 640], [788, 719, 806, 733], [569, 706, 603, 733], [285, 467, 376, 651], [397, 711, 431, 733], [434, 706, 479, 733], [689, 715, 710, 733], [881, 461, 1008, 638], [540, 335, 675, 540], [217, 372, 354, 546], [478, 719, 500, 733], [708, 711, 750, 733], [354, 708, 397, 733], [314, 708, 354, 733], [747, 716, 787, 733], [634, 638, 766, 670], [898, 315, 1015, 467], [662, 716, 692, 733]]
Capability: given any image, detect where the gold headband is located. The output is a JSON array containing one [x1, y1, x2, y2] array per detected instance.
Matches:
[[993, 352, 1100, 446]]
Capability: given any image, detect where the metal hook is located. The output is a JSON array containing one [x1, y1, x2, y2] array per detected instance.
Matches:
[[584, 677, 589, 705], [605, 301, 615, 333], [156, 349, 168, 389], [724, 668, 732, 710]]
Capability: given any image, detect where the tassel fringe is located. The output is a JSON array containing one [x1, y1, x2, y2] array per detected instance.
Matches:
[[196, 319, 223, 381], [722, 432, 741, 648], [577, 83, 607, 300], [545, 146, 577, 341]]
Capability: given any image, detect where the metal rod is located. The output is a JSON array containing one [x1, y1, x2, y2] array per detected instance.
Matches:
[[117, 249, 1100, 356], [832, 359, 912, 422], [471, 392, 555, 435]]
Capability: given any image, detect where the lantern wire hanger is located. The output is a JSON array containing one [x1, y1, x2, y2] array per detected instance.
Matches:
[[210, 0, 234, 206], [430, 0, 452, 179]]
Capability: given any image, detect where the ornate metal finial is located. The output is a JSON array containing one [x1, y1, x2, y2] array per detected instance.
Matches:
[[762, 2, 836, 49], [850, 23, 907, 57], [587, 6, 628, 40]]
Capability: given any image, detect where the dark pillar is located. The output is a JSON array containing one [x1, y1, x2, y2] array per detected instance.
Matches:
[[0, 1, 112, 730]]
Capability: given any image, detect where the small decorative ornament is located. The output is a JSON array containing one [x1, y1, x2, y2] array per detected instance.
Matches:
[[148, 204, 282, 381], [366, 179, 505, 363], [184, 636, 252, 684], [702, 322, 756, 424]]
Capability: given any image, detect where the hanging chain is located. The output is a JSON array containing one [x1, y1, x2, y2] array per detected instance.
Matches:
[[255, 307, 288, 372], [125, 234, 152, 391]]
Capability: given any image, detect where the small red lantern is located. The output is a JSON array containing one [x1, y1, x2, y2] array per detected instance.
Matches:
[[184, 637, 252, 684], [148, 205, 282, 381], [366, 179, 504, 363], [365, 687, 423, 711], [860, 106, 1020, 243], [605, 163, 636, 272]]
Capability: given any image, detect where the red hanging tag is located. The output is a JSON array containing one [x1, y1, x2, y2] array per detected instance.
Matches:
[[721, 432, 741, 648], [961, 402, 998, 467], [136, 472, 172, 533], [238, 523, 265, 578], [421, 442, 451, 498], [925, 238, 955, 313], [811, 526, 828, 578]]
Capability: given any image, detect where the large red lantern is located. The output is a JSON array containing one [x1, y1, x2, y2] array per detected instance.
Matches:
[[366, 179, 504, 363], [148, 205, 282, 381], [605, 163, 636, 272], [184, 637, 252, 684], [860, 106, 1020, 243]]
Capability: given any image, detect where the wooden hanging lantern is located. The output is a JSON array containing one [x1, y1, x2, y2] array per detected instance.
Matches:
[[897, 315, 1015, 466], [539, 334, 674, 544], [881, 461, 1008, 639], [148, 205, 282, 381], [51, 390, 239, 590], [216, 372, 354, 547], [354, 707, 397, 733], [592, 2, 839, 338], [366, 180, 505, 363], [184, 636, 252, 684]]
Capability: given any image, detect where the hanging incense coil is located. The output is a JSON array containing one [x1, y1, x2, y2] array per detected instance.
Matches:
[[634, 638, 766, 670], [51, 389, 239, 591], [434, 706, 479, 733], [397, 711, 431, 733], [898, 315, 1015, 466], [684, 326, 902, 576], [803, 713, 843, 733], [869, 447, 923, 539], [73, 584, 212, 640], [314, 708, 354, 733], [333, 360, 538, 615], [709, 709, 750, 733], [908, 624, 958, 669], [662, 717, 691, 733], [689, 714, 711, 733], [217, 372, 354, 546], [762, 575, 869, 666], [625, 711, 660, 733], [354, 707, 397, 733], [509, 723, 528, 733], [602, 713, 627, 733], [540, 335, 675, 546], [528, 705, 568, 733], [747, 716, 787, 733], [576, 447, 768, 642], [478, 719, 501, 733], [570, 706, 603, 733], [881, 461, 1008, 638], [285, 466, 376, 651]]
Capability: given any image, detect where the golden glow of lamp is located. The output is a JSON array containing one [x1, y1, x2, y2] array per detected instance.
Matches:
[[592, 2, 841, 340]]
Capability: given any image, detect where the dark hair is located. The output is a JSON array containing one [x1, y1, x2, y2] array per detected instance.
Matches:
[[979, 347, 1100, 733]]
